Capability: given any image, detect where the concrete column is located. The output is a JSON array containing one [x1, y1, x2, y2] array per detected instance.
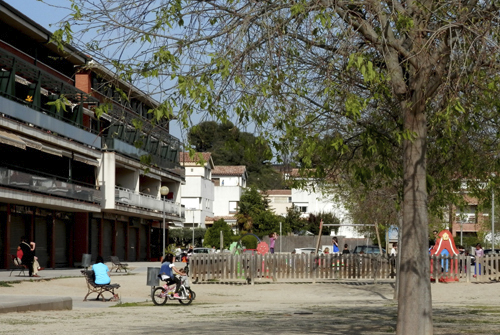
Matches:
[[112, 218, 117, 256], [73, 213, 89, 263], [101, 152, 116, 209], [2, 204, 11, 269], [68, 218, 74, 267], [146, 221, 151, 260], [98, 217, 103, 256], [49, 212, 55, 269], [125, 220, 129, 261]]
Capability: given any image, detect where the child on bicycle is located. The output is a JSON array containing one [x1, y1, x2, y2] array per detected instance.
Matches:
[[160, 254, 187, 299]]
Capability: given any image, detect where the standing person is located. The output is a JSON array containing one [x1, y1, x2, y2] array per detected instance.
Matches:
[[332, 237, 340, 255], [18, 236, 36, 277], [390, 242, 398, 257], [390, 242, 398, 269], [474, 243, 484, 277], [92, 255, 111, 285], [30, 241, 41, 276], [342, 244, 350, 254], [269, 232, 278, 254]]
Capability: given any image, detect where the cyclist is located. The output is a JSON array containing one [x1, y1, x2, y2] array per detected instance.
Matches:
[[160, 254, 187, 299]]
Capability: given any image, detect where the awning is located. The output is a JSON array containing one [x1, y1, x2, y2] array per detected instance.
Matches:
[[40, 144, 63, 157], [19, 136, 64, 157], [20, 137, 43, 150], [73, 153, 100, 167], [0, 130, 26, 150]]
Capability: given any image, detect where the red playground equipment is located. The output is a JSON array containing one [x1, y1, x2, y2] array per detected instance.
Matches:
[[429, 229, 460, 282]]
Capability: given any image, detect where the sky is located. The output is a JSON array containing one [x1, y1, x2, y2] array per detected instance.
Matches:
[[3, 0, 188, 142]]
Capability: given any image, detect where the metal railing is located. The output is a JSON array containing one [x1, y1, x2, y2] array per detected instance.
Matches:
[[0, 166, 101, 203], [115, 186, 182, 217]]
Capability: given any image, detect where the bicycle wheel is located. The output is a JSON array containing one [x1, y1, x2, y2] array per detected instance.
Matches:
[[152, 287, 168, 305], [178, 288, 194, 305], [188, 289, 196, 300]]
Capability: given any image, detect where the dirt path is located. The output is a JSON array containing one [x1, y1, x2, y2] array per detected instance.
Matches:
[[0, 276, 499, 334]]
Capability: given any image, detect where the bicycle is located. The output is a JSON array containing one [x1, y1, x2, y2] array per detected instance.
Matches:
[[152, 274, 195, 306]]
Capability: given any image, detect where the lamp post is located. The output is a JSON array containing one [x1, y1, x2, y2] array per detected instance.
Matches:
[[492, 188, 495, 252], [160, 186, 169, 259], [192, 209, 196, 247]]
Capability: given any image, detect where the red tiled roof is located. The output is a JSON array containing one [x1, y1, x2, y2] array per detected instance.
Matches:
[[212, 165, 246, 176], [179, 152, 212, 163]]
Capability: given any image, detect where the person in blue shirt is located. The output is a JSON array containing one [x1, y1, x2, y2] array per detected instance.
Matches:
[[160, 254, 186, 298], [92, 255, 111, 285]]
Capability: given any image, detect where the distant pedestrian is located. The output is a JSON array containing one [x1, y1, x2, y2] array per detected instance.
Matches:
[[332, 237, 340, 255], [390, 242, 398, 269], [390, 242, 398, 257], [342, 244, 350, 254], [474, 243, 484, 277], [269, 232, 278, 254], [18, 236, 35, 277]]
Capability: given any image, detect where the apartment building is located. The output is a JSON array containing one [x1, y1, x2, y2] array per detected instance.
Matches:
[[0, 1, 184, 269], [179, 152, 214, 229]]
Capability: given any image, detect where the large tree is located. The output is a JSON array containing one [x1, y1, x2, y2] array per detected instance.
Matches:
[[189, 121, 283, 190], [55, 1, 500, 333]]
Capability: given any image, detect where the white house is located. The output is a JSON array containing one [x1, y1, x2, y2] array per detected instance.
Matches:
[[206, 165, 247, 229], [179, 152, 215, 229], [265, 168, 362, 238]]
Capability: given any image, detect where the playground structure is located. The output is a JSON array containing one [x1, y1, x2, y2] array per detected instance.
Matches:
[[429, 229, 460, 282]]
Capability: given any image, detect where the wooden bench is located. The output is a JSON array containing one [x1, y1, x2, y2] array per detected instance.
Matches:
[[81, 270, 120, 302], [9, 254, 27, 277], [110, 256, 128, 273]]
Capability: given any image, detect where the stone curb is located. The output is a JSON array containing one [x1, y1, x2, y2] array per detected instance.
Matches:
[[0, 296, 72, 314]]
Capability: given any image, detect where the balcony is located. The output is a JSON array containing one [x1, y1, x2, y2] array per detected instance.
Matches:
[[115, 186, 183, 218], [104, 127, 179, 170], [0, 45, 101, 148], [0, 166, 101, 203]]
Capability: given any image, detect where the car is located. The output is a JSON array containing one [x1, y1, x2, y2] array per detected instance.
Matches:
[[243, 249, 258, 255], [293, 247, 322, 255], [352, 245, 386, 254], [483, 249, 500, 255], [192, 247, 213, 254]]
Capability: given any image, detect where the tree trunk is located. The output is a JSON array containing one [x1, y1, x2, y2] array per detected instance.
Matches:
[[397, 91, 433, 333]]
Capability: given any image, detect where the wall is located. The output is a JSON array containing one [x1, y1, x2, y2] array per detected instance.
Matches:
[[261, 236, 372, 253], [213, 186, 242, 216]]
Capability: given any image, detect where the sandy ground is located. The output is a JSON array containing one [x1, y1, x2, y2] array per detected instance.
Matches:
[[0, 272, 499, 334]]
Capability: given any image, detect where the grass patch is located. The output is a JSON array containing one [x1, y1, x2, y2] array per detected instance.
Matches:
[[111, 301, 152, 307], [0, 281, 22, 287]]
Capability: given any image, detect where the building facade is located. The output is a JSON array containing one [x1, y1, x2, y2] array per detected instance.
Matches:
[[179, 152, 214, 229], [0, 1, 184, 269]]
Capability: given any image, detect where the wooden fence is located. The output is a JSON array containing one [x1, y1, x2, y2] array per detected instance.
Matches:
[[189, 253, 500, 283]]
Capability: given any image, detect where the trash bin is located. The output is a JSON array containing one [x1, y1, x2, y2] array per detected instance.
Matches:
[[82, 254, 92, 269], [147, 267, 160, 287]]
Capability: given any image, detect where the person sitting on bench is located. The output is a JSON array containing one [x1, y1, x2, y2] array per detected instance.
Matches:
[[92, 255, 111, 285]]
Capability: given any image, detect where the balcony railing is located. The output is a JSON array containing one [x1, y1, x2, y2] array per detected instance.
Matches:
[[115, 186, 182, 217], [0, 166, 101, 204]]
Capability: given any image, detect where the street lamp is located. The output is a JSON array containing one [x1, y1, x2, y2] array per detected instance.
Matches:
[[192, 208, 196, 247], [160, 185, 169, 259], [492, 188, 495, 252]]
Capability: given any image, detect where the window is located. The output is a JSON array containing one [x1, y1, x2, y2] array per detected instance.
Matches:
[[298, 206, 307, 213], [229, 201, 238, 213]]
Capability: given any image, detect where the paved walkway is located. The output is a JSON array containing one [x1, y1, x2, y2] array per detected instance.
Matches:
[[0, 262, 153, 313]]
